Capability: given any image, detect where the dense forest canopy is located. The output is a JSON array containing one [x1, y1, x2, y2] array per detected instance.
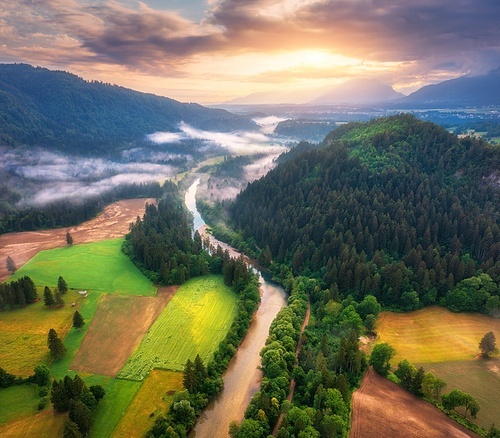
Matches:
[[0, 64, 255, 154], [230, 114, 500, 312]]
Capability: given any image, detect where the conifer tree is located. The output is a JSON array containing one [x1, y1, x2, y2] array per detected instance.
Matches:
[[47, 328, 66, 360], [58, 276, 68, 294], [44, 286, 55, 307], [6, 256, 16, 273], [73, 311, 85, 330]]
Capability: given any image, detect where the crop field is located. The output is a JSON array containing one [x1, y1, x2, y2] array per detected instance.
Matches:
[[0, 293, 85, 376], [7, 238, 156, 296], [118, 275, 237, 380], [0, 410, 65, 437], [418, 358, 500, 429], [71, 287, 177, 376], [375, 306, 500, 364], [113, 370, 184, 438]]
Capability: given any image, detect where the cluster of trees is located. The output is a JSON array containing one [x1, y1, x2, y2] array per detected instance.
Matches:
[[233, 275, 309, 437], [0, 181, 164, 234], [0, 275, 37, 310], [50, 374, 105, 437], [43, 276, 68, 308], [229, 115, 499, 313]]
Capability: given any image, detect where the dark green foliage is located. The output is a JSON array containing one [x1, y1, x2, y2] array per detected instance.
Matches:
[[30, 364, 51, 387], [69, 399, 93, 437], [47, 328, 66, 360], [89, 385, 105, 402], [442, 388, 480, 419], [487, 424, 500, 438], [0, 63, 255, 154], [58, 276, 68, 294], [229, 115, 500, 312], [63, 419, 83, 438], [0, 276, 37, 310], [479, 331, 497, 357], [54, 289, 65, 307], [72, 311, 85, 330], [369, 343, 396, 376], [66, 232, 74, 246], [0, 367, 23, 387], [43, 286, 55, 307]]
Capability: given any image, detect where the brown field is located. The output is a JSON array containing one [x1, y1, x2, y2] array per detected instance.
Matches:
[[113, 370, 184, 438], [350, 367, 479, 438], [0, 198, 154, 282], [0, 410, 65, 437], [70, 286, 177, 376]]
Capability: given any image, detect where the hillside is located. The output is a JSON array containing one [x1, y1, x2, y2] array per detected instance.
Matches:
[[0, 64, 255, 154], [400, 68, 500, 107], [230, 114, 499, 311]]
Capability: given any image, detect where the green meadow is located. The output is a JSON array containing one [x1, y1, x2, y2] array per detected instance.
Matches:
[[8, 238, 156, 296], [118, 275, 237, 380]]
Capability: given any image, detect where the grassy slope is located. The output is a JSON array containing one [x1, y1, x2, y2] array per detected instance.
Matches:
[[0, 385, 39, 424], [118, 275, 237, 379], [7, 238, 156, 296]]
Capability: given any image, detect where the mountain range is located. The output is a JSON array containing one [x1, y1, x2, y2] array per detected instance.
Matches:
[[0, 64, 255, 155], [227, 69, 500, 107]]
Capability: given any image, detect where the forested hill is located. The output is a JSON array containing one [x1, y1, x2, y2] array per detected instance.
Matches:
[[0, 64, 255, 154], [230, 114, 500, 312]]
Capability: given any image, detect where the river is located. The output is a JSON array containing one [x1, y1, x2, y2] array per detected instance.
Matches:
[[185, 179, 288, 437]]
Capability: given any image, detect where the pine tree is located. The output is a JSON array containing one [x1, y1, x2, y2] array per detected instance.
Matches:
[[6, 256, 16, 273], [479, 332, 497, 357], [58, 276, 68, 294], [69, 399, 93, 437], [73, 311, 85, 330], [54, 289, 65, 307], [44, 286, 55, 307], [63, 419, 82, 438], [183, 359, 196, 393], [66, 232, 73, 246], [47, 328, 66, 360]]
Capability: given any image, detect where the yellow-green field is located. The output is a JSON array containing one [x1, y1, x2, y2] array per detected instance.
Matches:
[[375, 306, 500, 429], [376, 306, 500, 364], [113, 370, 184, 438], [0, 292, 85, 376], [118, 275, 237, 380], [7, 238, 156, 296]]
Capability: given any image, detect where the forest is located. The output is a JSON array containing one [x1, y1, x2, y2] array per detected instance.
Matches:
[[229, 114, 500, 313]]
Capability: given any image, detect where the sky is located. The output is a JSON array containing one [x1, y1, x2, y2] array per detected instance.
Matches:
[[1, 0, 499, 103]]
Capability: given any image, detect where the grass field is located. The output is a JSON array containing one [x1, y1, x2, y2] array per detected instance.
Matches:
[[90, 378, 141, 438], [375, 306, 500, 364], [113, 370, 184, 438], [0, 293, 86, 376], [418, 358, 500, 429], [118, 275, 237, 380], [7, 238, 156, 296], [0, 385, 39, 425]]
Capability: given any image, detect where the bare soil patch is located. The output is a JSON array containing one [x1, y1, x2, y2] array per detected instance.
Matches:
[[349, 367, 479, 438], [70, 286, 177, 377], [0, 198, 154, 282]]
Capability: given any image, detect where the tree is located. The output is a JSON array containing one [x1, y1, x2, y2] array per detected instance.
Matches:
[[66, 232, 73, 246], [479, 331, 497, 357], [183, 359, 196, 393], [58, 276, 68, 294], [73, 311, 85, 330], [31, 364, 51, 387], [47, 328, 66, 360], [69, 399, 93, 437], [89, 385, 105, 402], [369, 343, 396, 376], [6, 256, 16, 273], [63, 419, 82, 438], [421, 372, 446, 401], [43, 286, 55, 307], [54, 289, 65, 307]]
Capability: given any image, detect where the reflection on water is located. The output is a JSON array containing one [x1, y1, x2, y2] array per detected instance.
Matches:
[[186, 180, 287, 437]]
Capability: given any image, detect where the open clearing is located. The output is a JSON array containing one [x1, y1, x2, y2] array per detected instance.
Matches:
[[0, 385, 38, 425], [113, 370, 184, 438], [0, 293, 85, 376], [349, 367, 478, 438], [118, 275, 237, 380], [71, 287, 177, 376], [0, 198, 154, 282], [376, 306, 500, 364], [7, 238, 156, 296], [418, 358, 500, 429]]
